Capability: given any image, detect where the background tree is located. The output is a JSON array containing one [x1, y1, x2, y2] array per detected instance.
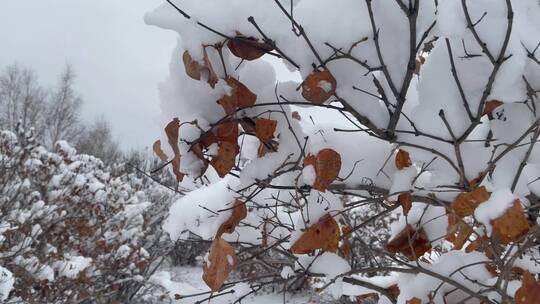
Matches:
[[43, 65, 83, 149], [0, 64, 47, 137], [75, 116, 122, 166]]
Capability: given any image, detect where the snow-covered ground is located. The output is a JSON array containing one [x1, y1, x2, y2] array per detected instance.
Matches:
[[154, 266, 323, 304]]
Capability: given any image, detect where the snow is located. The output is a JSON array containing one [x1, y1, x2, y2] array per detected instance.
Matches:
[[0, 266, 14, 301], [281, 266, 295, 279], [296, 252, 351, 299], [318, 80, 333, 93], [163, 176, 238, 241], [54, 255, 92, 279], [474, 188, 516, 235]]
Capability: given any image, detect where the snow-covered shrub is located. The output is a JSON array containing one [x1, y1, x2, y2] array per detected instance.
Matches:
[[144, 0, 540, 303], [0, 129, 176, 303]]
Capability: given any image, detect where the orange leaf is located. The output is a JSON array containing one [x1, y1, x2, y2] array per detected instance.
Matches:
[[491, 199, 530, 244], [182, 49, 218, 88], [214, 121, 239, 143], [386, 284, 400, 302], [398, 192, 413, 216], [165, 118, 184, 185], [465, 238, 483, 253], [395, 149, 412, 170], [202, 238, 238, 291], [446, 214, 473, 250], [357, 293, 380, 303], [407, 297, 422, 304], [483, 100, 504, 116], [255, 118, 277, 142], [211, 141, 239, 177], [218, 77, 257, 115], [152, 140, 168, 162], [385, 224, 432, 260], [301, 70, 337, 104], [290, 214, 340, 254], [515, 271, 540, 304], [292, 111, 301, 121], [227, 36, 273, 61], [451, 186, 490, 217], [304, 149, 342, 192], [216, 199, 247, 238]]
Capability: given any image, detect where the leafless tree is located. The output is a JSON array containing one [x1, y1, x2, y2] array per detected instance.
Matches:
[[75, 116, 122, 166], [43, 65, 83, 149], [0, 64, 47, 137]]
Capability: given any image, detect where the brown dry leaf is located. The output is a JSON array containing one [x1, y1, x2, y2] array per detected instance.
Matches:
[[386, 284, 400, 302], [202, 238, 238, 291], [165, 118, 185, 184], [182, 49, 218, 88], [227, 36, 273, 61], [395, 149, 412, 170], [292, 111, 301, 121], [491, 199, 530, 244], [301, 70, 337, 104], [211, 141, 239, 177], [303, 149, 342, 192], [451, 186, 490, 217], [214, 121, 239, 143], [152, 140, 168, 162], [469, 172, 487, 188], [406, 297, 422, 304], [255, 118, 277, 142], [218, 77, 257, 115], [398, 192, 413, 216], [483, 100, 504, 116], [385, 224, 432, 260], [339, 238, 351, 258], [290, 213, 340, 254], [414, 56, 426, 75], [515, 271, 540, 304], [357, 293, 379, 304], [446, 214, 473, 250], [216, 199, 247, 238], [257, 143, 270, 158], [465, 238, 483, 253]]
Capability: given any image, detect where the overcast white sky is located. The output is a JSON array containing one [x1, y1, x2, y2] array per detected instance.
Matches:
[[0, 0, 177, 150]]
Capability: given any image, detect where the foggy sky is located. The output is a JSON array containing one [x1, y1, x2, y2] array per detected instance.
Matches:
[[0, 0, 176, 150]]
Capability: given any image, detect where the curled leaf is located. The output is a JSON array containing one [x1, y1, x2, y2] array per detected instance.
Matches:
[[398, 192, 413, 216], [515, 271, 540, 304], [182, 49, 218, 88], [165, 118, 184, 185], [451, 186, 490, 217], [406, 297, 422, 304], [395, 149, 412, 170], [357, 293, 380, 304], [483, 100, 504, 116], [303, 148, 342, 192], [290, 214, 340, 254], [202, 238, 238, 291], [491, 199, 529, 244], [216, 199, 247, 238], [227, 36, 273, 61], [211, 141, 239, 177], [446, 214, 473, 250], [152, 140, 168, 162], [255, 118, 277, 142], [385, 224, 432, 260], [292, 111, 301, 121], [301, 70, 337, 104], [218, 77, 257, 115]]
